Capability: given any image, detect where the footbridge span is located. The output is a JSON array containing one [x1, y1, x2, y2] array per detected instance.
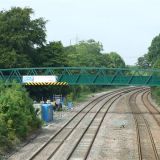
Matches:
[[0, 67, 160, 86]]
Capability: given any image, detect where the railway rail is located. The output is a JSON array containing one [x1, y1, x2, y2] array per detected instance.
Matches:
[[129, 89, 159, 160], [142, 91, 160, 127], [27, 87, 139, 160], [10, 87, 160, 160], [64, 92, 121, 160]]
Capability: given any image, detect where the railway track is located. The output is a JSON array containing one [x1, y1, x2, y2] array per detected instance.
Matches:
[[64, 92, 122, 160], [129, 89, 159, 160], [142, 91, 160, 127], [27, 87, 138, 160]]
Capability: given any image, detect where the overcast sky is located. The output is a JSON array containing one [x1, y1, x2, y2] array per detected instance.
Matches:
[[1, 0, 160, 65]]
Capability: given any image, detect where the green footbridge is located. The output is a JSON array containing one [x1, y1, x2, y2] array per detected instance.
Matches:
[[1, 67, 160, 86]]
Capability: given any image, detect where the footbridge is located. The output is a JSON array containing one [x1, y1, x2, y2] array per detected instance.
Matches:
[[0, 67, 160, 86]]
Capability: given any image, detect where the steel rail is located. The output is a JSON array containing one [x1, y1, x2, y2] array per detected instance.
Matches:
[[141, 91, 159, 160], [51, 93, 121, 160], [129, 89, 159, 160], [28, 87, 138, 160], [66, 91, 125, 160], [66, 88, 145, 160], [142, 91, 160, 127]]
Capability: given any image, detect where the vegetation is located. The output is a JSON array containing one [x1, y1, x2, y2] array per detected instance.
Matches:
[[64, 40, 125, 68], [0, 7, 47, 68], [0, 7, 126, 101], [151, 87, 160, 105], [70, 85, 119, 104], [137, 34, 160, 69], [136, 33, 160, 104], [0, 82, 41, 154], [0, 7, 125, 69], [0, 7, 126, 153]]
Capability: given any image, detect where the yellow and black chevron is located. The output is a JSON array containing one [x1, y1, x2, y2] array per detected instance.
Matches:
[[25, 82, 68, 86]]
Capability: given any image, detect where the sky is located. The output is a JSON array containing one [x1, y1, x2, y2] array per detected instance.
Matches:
[[0, 0, 160, 65]]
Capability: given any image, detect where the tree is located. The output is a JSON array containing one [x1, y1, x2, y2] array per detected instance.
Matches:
[[152, 59, 160, 68], [148, 34, 160, 66], [64, 40, 125, 68], [137, 54, 150, 68], [0, 7, 47, 68], [136, 33, 160, 68], [107, 52, 125, 68], [37, 41, 67, 67], [65, 39, 103, 67], [99, 53, 112, 67]]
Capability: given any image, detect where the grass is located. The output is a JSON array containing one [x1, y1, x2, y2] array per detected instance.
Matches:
[[74, 91, 91, 103], [151, 87, 160, 106], [73, 86, 121, 105]]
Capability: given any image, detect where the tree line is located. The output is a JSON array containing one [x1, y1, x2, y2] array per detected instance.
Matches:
[[0, 7, 126, 102], [0, 7, 125, 69], [137, 32, 160, 104], [137, 34, 160, 69]]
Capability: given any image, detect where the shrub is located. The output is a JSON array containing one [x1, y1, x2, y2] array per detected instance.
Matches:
[[0, 82, 41, 152], [151, 87, 160, 105]]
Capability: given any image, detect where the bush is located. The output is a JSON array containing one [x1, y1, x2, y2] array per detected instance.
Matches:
[[0, 82, 41, 153], [151, 87, 160, 105]]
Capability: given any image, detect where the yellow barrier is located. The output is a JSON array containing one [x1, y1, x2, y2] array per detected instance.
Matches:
[[25, 82, 68, 86]]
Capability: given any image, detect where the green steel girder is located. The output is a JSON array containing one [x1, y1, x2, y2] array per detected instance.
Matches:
[[0, 67, 160, 86]]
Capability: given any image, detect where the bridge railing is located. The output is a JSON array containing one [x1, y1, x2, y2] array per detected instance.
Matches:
[[0, 67, 160, 86]]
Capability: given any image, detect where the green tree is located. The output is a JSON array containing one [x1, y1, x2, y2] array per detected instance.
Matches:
[[136, 33, 160, 107], [148, 34, 160, 66], [65, 39, 103, 67], [107, 52, 125, 68], [137, 54, 150, 68], [153, 59, 160, 68], [38, 41, 66, 67], [0, 7, 47, 68], [99, 53, 111, 67], [64, 40, 125, 68]]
